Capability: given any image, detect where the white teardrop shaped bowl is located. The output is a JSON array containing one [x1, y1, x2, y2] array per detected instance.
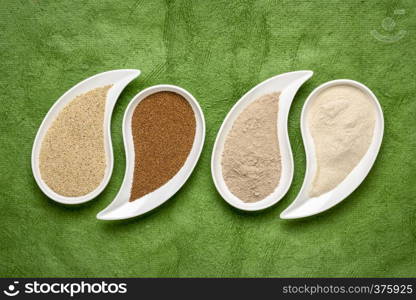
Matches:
[[211, 71, 313, 211], [280, 79, 384, 219], [97, 84, 205, 220], [32, 69, 141, 205]]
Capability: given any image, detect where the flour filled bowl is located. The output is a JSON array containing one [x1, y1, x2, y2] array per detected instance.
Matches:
[[280, 79, 384, 219]]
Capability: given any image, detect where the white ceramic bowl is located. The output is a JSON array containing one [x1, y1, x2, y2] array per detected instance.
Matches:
[[280, 79, 384, 219], [32, 69, 140, 204], [97, 84, 205, 220], [211, 71, 313, 211]]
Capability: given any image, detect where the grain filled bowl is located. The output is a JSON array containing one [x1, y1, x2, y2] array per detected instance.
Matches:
[[32, 69, 140, 204], [97, 84, 205, 220]]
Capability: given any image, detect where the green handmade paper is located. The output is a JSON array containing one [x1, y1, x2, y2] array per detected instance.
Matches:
[[0, 0, 415, 277]]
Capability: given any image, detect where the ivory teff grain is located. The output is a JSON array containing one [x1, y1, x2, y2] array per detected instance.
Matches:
[[130, 91, 196, 201], [221, 93, 281, 203], [307, 85, 376, 197], [39, 85, 111, 197]]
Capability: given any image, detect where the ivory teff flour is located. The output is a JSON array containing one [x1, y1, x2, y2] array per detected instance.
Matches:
[[130, 91, 196, 201], [307, 85, 376, 197], [221, 93, 281, 203], [39, 85, 111, 197]]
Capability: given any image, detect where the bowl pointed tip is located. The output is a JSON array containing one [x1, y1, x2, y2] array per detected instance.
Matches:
[[279, 210, 292, 219], [96, 210, 109, 220]]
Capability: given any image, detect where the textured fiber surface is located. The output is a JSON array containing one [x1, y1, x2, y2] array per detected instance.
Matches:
[[0, 0, 415, 277]]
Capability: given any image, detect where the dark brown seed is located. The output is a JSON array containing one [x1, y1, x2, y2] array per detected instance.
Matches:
[[130, 91, 196, 201]]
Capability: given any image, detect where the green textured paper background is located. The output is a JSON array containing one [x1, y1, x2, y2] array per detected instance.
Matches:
[[1, 0, 415, 277]]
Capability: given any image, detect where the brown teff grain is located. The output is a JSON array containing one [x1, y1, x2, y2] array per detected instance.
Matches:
[[39, 85, 111, 197], [130, 91, 196, 201]]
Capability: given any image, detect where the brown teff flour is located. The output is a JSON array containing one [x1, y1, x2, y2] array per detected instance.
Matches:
[[130, 91, 196, 201], [39, 85, 111, 197], [221, 93, 282, 203]]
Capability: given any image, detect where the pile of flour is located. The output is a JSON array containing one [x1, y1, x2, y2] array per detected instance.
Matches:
[[221, 93, 281, 203], [307, 85, 376, 197]]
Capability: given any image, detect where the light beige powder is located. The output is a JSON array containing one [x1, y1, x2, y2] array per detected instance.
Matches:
[[221, 93, 281, 203], [308, 85, 376, 197], [39, 85, 112, 197]]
